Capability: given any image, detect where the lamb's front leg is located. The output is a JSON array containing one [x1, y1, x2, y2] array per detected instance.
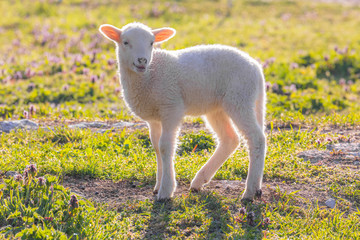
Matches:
[[148, 121, 162, 194], [157, 118, 181, 200]]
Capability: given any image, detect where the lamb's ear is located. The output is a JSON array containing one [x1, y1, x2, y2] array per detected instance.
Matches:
[[152, 28, 176, 43], [99, 24, 122, 43]]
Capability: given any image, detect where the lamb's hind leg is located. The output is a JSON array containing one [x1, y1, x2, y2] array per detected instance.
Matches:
[[190, 109, 239, 190], [226, 105, 266, 200], [148, 121, 162, 194]]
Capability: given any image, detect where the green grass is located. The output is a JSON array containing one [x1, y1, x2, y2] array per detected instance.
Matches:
[[1, 127, 359, 238], [1, 0, 360, 239], [0, 169, 126, 239]]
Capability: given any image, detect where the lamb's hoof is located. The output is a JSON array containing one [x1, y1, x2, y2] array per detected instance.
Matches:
[[190, 177, 208, 191], [153, 189, 158, 194], [255, 189, 262, 199], [157, 188, 174, 201], [156, 196, 172, 203], [241, 198, 253, 205], [189, 187, 201, 193]]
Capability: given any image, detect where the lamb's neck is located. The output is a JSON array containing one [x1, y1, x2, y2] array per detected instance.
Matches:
[[119, 64, 150, 100]]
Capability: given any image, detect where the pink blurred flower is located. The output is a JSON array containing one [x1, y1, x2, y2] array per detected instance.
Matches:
[[69, 195, 79, 208], [44, 217, 53, 222], [37, 177, 46, 186], [23, 110, 29, 119], [12, 39, 20, 47], [100, 72, 106, 80], [115, 87, 121, 94], [27, 83, 35, 92], [73, 54, 82, 64], [14, 174, 23, 182], [29, 105, 36, 115], [30, 61, 40, 68], [49, 41, 58, 49], [90, 75, 98, 83], [247, 211, 255, 226], [47, 54, 61, 64], [289, 84, 297, 92], [341, 46, 348, 54], [265, 82, 272, 91], [82, 68, 89, 75], [25, 68, 35, 78], [3, 76, 11, 84], [268, 57, 276, 64], [272, 83, 279, 92], [339, 78, 346, 86], [149, 5, 163, 18], [281, 13, 292, 21], [107, 59, 116, 66], [8, 56, 15, 64], [290, 63, 299, 69], [239, 207, 246, 215], [14, 71, 23, 80], [27, 164, 37, 175], [23, 168, 29, 179], [262, 62, 269, 69], [262, 57, 276, 69]]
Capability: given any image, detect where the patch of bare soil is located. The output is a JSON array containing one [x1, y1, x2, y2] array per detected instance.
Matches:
[[298, 142, 360, 169], [62, 177, 336, 210], [321, 127, 360, 140]]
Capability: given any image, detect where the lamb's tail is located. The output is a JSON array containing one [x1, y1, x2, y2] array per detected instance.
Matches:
[[255, 69, 266, 131]]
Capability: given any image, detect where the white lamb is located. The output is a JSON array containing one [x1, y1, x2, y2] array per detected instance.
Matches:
[[99, 22, 266, 201]]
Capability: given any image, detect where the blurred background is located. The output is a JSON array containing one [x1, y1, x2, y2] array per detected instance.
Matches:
[[0, 0, 359, 125]]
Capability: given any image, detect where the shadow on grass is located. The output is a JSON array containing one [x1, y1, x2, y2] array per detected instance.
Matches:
[[235, 199, 267, 239], [143, 191, 265, 239], [143, 199, 174, 239]]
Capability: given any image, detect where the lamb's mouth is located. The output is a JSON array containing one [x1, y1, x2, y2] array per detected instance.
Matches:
[[133, 63, 146, 73]]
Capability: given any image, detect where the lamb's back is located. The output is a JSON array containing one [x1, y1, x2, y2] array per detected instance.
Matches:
[[149, 45, 261, 115]]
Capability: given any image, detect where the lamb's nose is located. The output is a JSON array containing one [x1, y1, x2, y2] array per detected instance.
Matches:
[[138, 58, 147, 64]]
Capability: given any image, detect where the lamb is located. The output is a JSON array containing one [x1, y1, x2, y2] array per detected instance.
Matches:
[[99, 22, 266, 201]]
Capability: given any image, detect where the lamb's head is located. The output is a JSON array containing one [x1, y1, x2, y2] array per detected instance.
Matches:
[[99, 22, 176, 74]]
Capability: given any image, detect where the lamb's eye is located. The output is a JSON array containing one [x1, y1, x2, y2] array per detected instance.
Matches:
[[123, 41, 129, 45], [150, 42, 154, 46]]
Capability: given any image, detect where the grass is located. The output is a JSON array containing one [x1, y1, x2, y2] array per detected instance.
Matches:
[[0, 168, 125, 239], [0, 0, 360, 239]]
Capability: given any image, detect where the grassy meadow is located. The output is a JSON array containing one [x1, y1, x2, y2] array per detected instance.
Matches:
[[0, 0, 360, 239]]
